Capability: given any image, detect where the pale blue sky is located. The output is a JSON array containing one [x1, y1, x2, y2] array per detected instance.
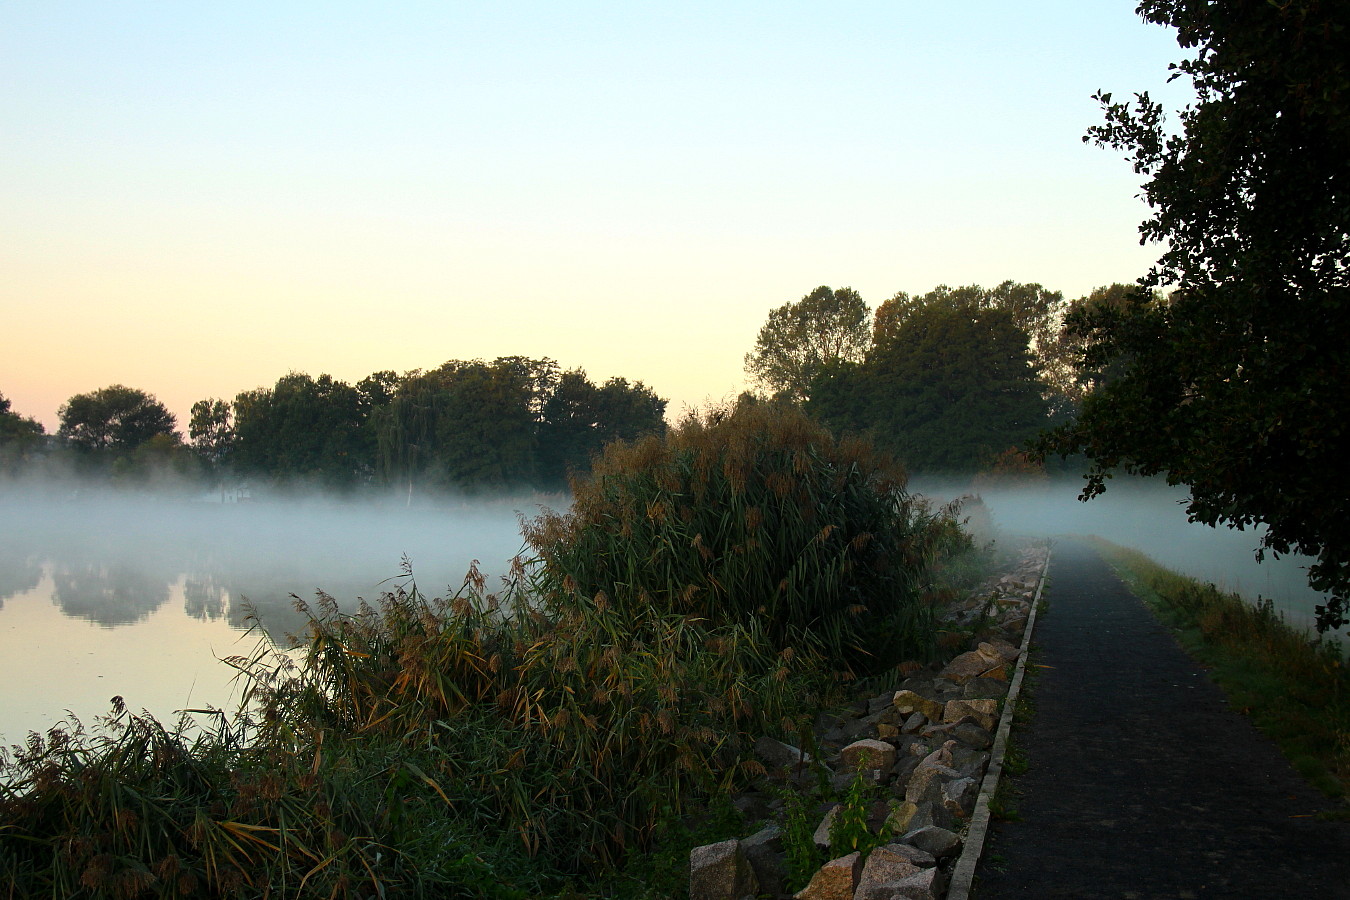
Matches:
[[1, 2, 1192, 430]]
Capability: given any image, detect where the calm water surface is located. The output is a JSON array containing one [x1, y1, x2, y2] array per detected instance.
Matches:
[[0, 490, 535, 746]]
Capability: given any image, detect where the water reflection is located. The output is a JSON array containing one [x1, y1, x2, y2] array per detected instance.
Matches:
[[0, 491, 535, 744], [0, 543, 42, 609], [51, 561, 171, 627], [183, 575, 228, 622]]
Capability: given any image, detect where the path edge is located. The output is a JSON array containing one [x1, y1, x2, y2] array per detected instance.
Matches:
[[945, 542, 1051, 900]]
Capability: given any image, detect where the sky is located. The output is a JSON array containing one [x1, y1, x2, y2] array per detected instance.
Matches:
[[1, 2, 1196, 433]]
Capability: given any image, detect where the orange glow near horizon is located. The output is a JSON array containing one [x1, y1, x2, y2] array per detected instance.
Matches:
[[2, 3, 1190, 432]]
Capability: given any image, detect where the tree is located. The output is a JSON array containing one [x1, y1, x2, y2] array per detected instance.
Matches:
[[373, 370, 442, 497], [492, 356, 561, 421], [537, 370, 667, 487], [812, 299, 1049, 473], [57, 385, 176, 456], [745, 286, 871, 402], [232, 373, 371, 485], [985, 281, 1065, 356], [373, 358, 554, 494], [874, 282, 1069, 409], [371, 359, 667, 494], [355, 370, 401, 415], [871, 290, 917, 347], [188, 398, 234, 468], [430, 359, 539, 489], [1035, 1, 1350, 629], [1041, 284, 1164, 408], [0, 392, 45, 470], [123, 431, 199, 484], [594, 377, 666, 444]]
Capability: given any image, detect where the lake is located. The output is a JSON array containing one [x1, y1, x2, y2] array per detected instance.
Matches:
[[0, 489, 538, 747]]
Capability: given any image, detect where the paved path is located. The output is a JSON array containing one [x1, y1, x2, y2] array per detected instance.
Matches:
[[974, 539, 1350, 899]]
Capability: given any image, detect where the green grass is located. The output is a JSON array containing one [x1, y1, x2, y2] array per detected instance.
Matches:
[[1091, 537, 1350, 803]]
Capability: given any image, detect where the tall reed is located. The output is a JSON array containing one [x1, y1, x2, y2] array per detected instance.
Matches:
[[526, 400, 969, 674]]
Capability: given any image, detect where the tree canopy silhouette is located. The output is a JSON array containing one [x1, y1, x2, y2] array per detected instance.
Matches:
[[57, 385, 176, 457], [744, 286, 871, 403], [812, 295, 1049, 473], [1036, 0, 1350, 629]]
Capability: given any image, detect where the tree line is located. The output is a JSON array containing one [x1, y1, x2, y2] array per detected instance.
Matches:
[[742, 280, 1145, 474], [0, 358, 667, 494]]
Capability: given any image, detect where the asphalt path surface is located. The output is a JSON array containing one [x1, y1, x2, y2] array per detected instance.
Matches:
[[974, 539, 1350, 899]]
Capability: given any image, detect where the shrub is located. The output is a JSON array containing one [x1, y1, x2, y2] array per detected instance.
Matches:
[[526, 401, 963, 674], [235, 570, 829, 875]]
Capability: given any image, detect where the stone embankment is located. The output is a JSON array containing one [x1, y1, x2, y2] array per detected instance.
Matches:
[[690, 543, 1048, 900]]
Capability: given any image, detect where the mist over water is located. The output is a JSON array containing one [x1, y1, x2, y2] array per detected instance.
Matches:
[[1, 473, 1335, 746], [915, 475, 1332, 633], [0, 482, 542, 745]]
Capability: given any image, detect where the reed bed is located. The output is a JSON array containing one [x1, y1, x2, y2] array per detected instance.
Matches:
[[527, 401, 970, 675], [0, 403, 976, 897]]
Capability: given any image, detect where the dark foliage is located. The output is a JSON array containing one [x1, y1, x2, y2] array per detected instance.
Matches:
[[530, 400, 969, 672], [744, 286, 871, 403], [232, 373, 372, 486], [1036, 0, 1350, 629], [811, 298, 1050, 474], [374, 358, 666, 493], [0, 391, 46, 471], [57, 385, 176, 458], [536, 371, 667, 487]]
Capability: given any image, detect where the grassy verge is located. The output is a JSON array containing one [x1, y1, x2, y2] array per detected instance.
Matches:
[[1090, 537, 1350, 804]]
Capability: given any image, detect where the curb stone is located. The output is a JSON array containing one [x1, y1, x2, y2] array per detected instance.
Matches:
[[943, 544, 1050, 900]]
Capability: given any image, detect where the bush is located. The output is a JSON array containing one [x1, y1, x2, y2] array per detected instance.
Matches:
[[248, 577, 827, 874], [527, 400, 966, 674]]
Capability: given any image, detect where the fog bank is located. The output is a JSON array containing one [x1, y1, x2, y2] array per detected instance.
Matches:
[[0, 485, 543, 629], [1, 474, 1336, 745], [916, 475, 1331, 633], [0, 484, 542, 743]]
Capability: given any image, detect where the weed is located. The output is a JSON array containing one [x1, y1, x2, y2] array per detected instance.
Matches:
[[990, 737, 1026, 823], [1002, 737, 1029, 777], [828, 766, 891, 859], [990, 642, 1035, 823], [781, 789, 824, 892]]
